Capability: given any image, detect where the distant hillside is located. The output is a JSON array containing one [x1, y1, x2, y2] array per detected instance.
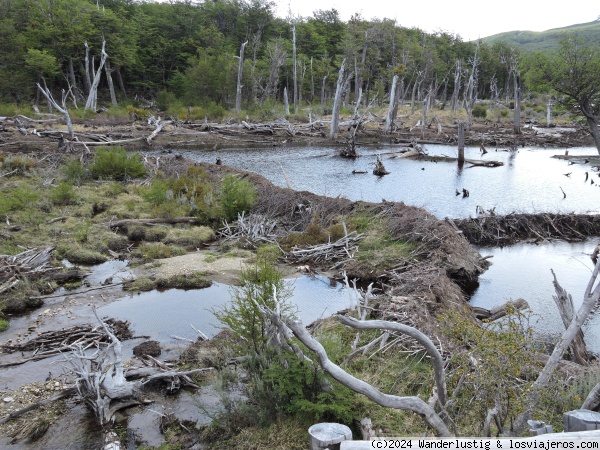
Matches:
[[482, 19, 600, 51]]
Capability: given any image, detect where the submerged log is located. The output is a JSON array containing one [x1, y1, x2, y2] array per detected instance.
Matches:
[[472, 298, 529, 321]]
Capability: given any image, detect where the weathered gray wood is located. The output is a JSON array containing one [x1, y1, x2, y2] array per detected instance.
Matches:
[[36, 83, 74, 138], [235, 40, 248, 113], [286, 317, 452, 437], [85, 40, 108, 111], [330, 59, 346, 139], [308, 422, 352, 449], [551, 269, 591, 365], [338, 316, 447, 410], [509, 259, 600, 435], [582, 382, 600, 411], [385, 75, 398, 134], [458, 121, 465, 163]]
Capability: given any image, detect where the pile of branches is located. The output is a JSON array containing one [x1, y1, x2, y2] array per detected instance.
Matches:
[[0, 247, 56, 295], [0, 319, 132, 368], [282, 231, 363, 267], [453, 213, 600, 246], [218, 212, 280, 246]]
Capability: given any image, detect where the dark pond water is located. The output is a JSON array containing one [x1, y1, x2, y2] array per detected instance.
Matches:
[[170, 144, 600, 219]]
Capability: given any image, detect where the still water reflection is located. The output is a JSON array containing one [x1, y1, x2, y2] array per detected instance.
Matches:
[[98, 275, 352, 341], [173, 144, 600, 218]]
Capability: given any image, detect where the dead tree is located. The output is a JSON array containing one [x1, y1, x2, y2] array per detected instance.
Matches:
[[104, 59, 118, 108], [457, 121, 465, 163], [285, 316, 452, 436], [264, 39, 286, 104], [384, 75, 398, 134], [292, 24, 298, 114], [330, 59, 347, 139], [508, 258, 600, 435], [551, 269, 591, 365], [464, 41, 480, 130], [235, 40, 248, 113], [84, 40, 108, 111], [36, 83, 74, 139], [451, 60, 462, 114], [283, 86, 290, 116]]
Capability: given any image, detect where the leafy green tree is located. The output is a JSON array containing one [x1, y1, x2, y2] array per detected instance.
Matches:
[[527, 35, 600, 154]]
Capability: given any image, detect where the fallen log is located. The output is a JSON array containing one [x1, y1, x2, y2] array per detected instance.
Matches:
[[472, 298, 529, 321], [106, 217, 202, 228]]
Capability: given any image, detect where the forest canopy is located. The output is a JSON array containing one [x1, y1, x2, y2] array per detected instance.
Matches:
[[0, 0, 597, 119]]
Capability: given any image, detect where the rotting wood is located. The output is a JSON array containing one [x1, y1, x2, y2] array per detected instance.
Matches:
[[106, 217, 202, 229], [282, 231, 363, 267], [472, 298, 529, 321]]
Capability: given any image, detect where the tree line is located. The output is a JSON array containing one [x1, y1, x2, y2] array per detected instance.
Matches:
[[1, 0, 599, 142]]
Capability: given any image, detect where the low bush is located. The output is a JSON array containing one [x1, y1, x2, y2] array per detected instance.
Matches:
[[56, 244, 108, 264], [133, 243, 185, 261], [89, 147, 147, 180], [51, 182, 77, 205], [62, 158, 86, 184], [219, 175, 257, 222], [472, 104, 487, 119]]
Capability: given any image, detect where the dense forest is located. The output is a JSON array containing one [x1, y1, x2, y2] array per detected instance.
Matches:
[[0, 0, 543, 115]]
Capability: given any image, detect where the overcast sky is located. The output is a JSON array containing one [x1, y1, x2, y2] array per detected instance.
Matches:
[[275, 0, 599, 41]]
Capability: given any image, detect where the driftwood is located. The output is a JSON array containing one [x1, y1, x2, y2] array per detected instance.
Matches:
[[452, 213, 600, 246], [285, 316, 452, 436], [283, 231, 363, 266], [0, 319, 132, 368], [0, 247, 56, 294], [218, 212, 279, 245], [472, 298, 529, 321]]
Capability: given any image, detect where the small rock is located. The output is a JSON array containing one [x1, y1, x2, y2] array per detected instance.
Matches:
[[3, 397, 14, 403]]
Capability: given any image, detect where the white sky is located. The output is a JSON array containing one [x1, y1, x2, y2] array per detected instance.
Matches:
[[275, 0, 600, 42]]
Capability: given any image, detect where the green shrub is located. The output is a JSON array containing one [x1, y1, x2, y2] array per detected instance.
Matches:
[[51, 182, 77, 205], [0, 318, 8, 332], [90, 147, 147, 180], [219, 175, 257, 222], [0, 186, 38, 215], [156, 89, 175, 111], [142, 179, 170, 206], [133, 243, 185, 261], [500, 109, 509, 118], [213, 256, 294, 354], [56, 244, 108, 264], [62, 159, 86, 184], [472, 104, 487, 119]]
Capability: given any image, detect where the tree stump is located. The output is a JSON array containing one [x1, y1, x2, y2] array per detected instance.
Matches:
[[308, 423, 352, 450]]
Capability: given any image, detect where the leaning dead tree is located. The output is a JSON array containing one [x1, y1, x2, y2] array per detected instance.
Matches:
[[284, 316, 452, 436], [508, 257, 600, 435], [384, 75, 399, 134], [36, 83, 74, 138]]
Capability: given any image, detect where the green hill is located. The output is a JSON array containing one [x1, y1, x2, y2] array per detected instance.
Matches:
[[483, 19, 600, 51]]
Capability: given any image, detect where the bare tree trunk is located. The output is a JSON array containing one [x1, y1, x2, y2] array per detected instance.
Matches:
[[285, 317, 452, 436], [508, 259, 600, 436], [421, 90, 429, 139], [330, 59, 346, 140], [321, 74, 328, 107], [104, 59, 118, 108], [310, 57, 314, 101], [451, 60, 461, 113], [513, 72, 521, 134], [283, 86, 290, 116], [546, 100, 552, 126], [37, 83, 74, 139], [235, 40, 248, 113], [582, 382, 600, 411], [85, 40, 108, 111], [465, 42, 480, 130], [385, 75, 398, 134], [458, 121, 465, 163], [115, 65, 127, 99], [581, 102, 600, 156], [292, 25, 298, 114], [551, 269, 591, 365], [67, 58, 82, 102], [84, 45, 92, 94]]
